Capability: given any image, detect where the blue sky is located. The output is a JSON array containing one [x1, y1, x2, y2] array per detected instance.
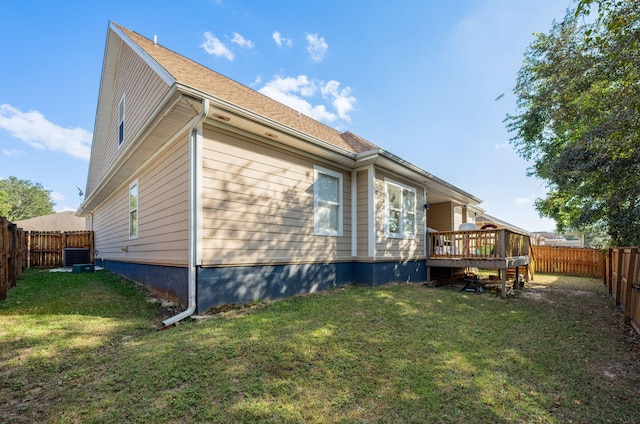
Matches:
[[0, 0, 574, 231]]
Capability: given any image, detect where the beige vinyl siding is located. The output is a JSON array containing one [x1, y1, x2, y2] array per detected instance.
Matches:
[[374, 170, 425, 260], [101, 42, 171, 179], [426, 202, 453, 231], [454, 206, 463, 230], [201, 126, 352, 265], [356, 169, 369, 257], [93, 134, 189, 266], [468, 210, 476, 224]]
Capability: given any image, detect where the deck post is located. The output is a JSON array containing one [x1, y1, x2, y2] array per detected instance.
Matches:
[[426, 235, 431, 282], [500, 230, 507, 298]]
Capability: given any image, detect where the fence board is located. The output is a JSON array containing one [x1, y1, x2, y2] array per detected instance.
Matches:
[[622, 248, 637, 324], [631, 253, 640, 333], [0, 217, 27, 299], [605, 247, 640, 335], [27, 231, 94, 268], [532, 246, 604, 278]]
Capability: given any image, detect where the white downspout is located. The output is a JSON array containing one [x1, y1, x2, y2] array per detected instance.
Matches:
[[163, 98, 209, 326]]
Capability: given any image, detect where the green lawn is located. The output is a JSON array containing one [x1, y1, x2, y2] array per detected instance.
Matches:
[[1, 269, 639, 423]]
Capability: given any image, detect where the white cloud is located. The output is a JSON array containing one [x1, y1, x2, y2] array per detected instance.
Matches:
[[306, 33, 328, 63], [515, 196, 532, 205], [251, 75, 263, 87], [201, 32, 234, 61], [258, 75, 356, 124], [495, 141, 510, 149], [50, 191, 65, 202], [272, 31, 293, 47], [231, 32, 254, 49], [1, 148, 22, 157], [0, 104, 91, 161], [259, 75, 335, 122], [321, 81, 356, 122]]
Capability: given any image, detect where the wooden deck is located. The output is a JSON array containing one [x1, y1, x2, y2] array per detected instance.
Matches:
[[427, 228, 531, 297]]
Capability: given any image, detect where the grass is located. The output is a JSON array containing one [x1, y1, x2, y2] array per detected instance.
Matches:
[[1, 269, 639, 423]]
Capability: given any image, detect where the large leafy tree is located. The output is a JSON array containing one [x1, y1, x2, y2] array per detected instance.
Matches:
[[0, 177, 55, 221], [506, 0, 640, 246]]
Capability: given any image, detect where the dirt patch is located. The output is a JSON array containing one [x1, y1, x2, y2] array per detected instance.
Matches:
[[146, 296, 184, 322], [521, 290, 545, 301], [563, 289, 592, 296]]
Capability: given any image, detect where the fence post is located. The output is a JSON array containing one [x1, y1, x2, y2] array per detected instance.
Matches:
[[608, 248, 613, 293], [623, 248, 637, 325], [604, 249, 609, 286], [89, 231, 95, 264], [0, 217, 6, 300], [614, 249, 623, 303]]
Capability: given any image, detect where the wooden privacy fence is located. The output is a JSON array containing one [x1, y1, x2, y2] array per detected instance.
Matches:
[[1, 215, 94, 299], [0, 217, 27, 300], [605, 247, 640, 334], [531, 246, 605, 278], [27, 231, 94, 268]]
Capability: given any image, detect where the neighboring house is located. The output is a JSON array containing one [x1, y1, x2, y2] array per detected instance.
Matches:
[[531, 231, 584, 248], [78, 22, 482, 322], [14, 211, 87, 232], [475, 213, 531, 235]]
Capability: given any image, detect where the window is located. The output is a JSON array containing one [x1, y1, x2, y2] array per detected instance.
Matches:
[[385, 179, 416, 238], [118, 94, 125, 146], [314, 166, 343, 236], [129, 180, 138, 238]]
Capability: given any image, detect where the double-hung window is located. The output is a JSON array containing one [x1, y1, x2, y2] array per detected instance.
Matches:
[[129, 180, 138, 239], [118, 94, 125, 147], [385, 179, 416, 238], [313, 166, 343, 236]]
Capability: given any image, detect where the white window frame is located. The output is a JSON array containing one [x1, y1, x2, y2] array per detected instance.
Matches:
[[129, 179, 138, 239], [118, 94, 125, 147], [384, 178, 417, 239], [313, 166, 343, 237]]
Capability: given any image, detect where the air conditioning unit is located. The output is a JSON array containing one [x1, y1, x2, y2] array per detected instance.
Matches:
[[63, 248, 90, 267]]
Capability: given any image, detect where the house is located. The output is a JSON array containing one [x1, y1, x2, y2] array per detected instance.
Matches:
[[78, 22, 484, 324], [14, 211, 87, 232], [531, 231, 584, 248]]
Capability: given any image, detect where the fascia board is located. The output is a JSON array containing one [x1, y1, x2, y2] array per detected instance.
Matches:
[[176, 84, 359, 165], [109, 22, 175, 86], [374, 149, 483, 205]]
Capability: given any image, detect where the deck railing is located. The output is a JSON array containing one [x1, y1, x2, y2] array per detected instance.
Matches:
[[428, 229, 530, 259]]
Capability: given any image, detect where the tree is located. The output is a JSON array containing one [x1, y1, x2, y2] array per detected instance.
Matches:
[[506, 1, 640, 246], [0, 177, 55, 221], [0, 190, 10, 217]]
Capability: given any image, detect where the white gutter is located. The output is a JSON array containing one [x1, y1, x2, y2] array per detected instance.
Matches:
[[163, 98, 209, 326], [355, 148, 483, 205], [176, 84, 358, 161]]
